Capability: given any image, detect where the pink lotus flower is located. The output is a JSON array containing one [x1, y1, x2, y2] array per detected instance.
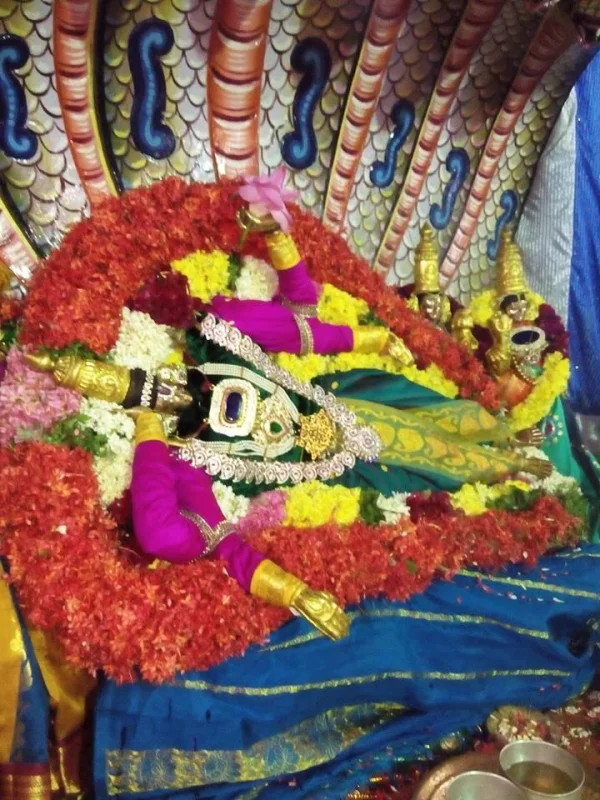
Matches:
[[237, 166, 298, 233]]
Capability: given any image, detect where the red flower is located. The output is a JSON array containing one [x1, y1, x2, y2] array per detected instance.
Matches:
[[19, 179, 499, 406], [128, 270, 194, 328], [0, 439, 581, 682]]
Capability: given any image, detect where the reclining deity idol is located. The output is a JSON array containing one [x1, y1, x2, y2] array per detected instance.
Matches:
[[27, 211, 552, 644]]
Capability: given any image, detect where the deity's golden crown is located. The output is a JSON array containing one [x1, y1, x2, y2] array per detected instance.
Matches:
[[496, 228, 528, 297], [413, 223, 440, 295]]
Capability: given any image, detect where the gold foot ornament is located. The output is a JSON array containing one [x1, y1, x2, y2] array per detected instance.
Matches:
[[292, 584, 350, 640], [250, 560, 350, 641]]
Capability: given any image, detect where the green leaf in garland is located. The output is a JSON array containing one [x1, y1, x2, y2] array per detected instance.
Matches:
[[44, 413, 109, 456], [488, 487, 543, 513], [556, 486, 591, 540], [40, 341, 103, 363], [1, 320, 18, 351], [359, 488, 386, 525], [227, 252, 243, 293], [359, 309, 386, 327], [406, 559, 418, 574]]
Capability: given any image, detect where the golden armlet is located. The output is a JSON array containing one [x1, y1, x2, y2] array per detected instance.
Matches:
[[352, 326, 389, 355], [135, 412, 167, 445], [265, 231, 301, 271], [250, 560, 304, 608], [179, 511, 235, 555]]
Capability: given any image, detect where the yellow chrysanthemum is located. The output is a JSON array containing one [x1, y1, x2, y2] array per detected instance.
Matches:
[[284, 481, 361, 527], [508, 352, 569, 432], [487, 480, 531, 501], [451, 484, 488, 516], [317, 283, 369, 327], [275, 353, 331, 383], [171, 249, 231, 303], [451, 479, 532, 516]]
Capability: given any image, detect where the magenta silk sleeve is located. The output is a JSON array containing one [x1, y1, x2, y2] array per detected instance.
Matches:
[[131, 441, 265, 590], [276, 260, 320, 305], [208, 296, 354, 355], [131, 440, 206, 564]]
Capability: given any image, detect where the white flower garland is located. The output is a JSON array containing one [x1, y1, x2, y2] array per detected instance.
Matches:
[[212, 481, 251, 523], [234, 256, 278, 301], [81, 398, 135, 506], [375, 492, 411, 523], [108, 308, 177, 373]]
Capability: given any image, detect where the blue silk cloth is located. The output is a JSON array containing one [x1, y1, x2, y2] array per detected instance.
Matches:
[[95, 546, 600, 799]]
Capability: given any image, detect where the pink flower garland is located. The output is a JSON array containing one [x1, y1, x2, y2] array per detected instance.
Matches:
[[0, 349, 81, 445], [236, 490, 287, 536]]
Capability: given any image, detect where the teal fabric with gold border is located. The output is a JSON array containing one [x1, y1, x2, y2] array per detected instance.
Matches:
[[94, 545, 600, 799]]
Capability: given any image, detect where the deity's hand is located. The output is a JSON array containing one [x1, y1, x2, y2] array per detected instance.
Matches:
[[250, 559, 350, 641], [521, 457, 552, 479], [237, 167, 298, 242], [516, 427, 544, 447], [386, 334, 415, 367], [290, 586, 350, 641]]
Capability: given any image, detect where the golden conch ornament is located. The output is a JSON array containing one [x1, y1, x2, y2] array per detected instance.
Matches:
[[496, 228, 529, 298]]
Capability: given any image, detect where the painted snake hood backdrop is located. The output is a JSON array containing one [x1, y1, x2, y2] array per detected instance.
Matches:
[[0, 0, 599, 307]]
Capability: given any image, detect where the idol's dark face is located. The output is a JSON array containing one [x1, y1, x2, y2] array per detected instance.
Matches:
[[419, 292, 442, 323], [501, 293, 528, 323]]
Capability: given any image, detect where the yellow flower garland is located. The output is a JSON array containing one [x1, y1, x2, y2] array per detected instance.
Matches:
[[284, 481, 361, 527], [275, 349, 459, 398], [316, 283, 369, 328], [507, 351, 569, 432], [171, 249, 231, 303], [279, 477, 534, 525], [451, 479, 532, 516]]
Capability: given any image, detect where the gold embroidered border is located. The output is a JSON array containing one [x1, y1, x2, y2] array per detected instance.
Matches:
[[260, 607, 550, 653], [105, 702, 406, 795], [174, 667, 570, 696], [0, 770, 51, 800], [554, 551, 600, 561], [458, 570, 600, 601]]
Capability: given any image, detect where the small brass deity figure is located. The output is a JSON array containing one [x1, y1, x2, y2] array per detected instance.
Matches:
[[495, 228, 535, 325], [408, 225, 477, 352], [407, 224, 452, 330]]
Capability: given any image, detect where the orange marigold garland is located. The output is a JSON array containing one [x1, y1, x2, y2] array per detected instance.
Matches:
[[0, 440, 581, 682], [20, 179, 499, 407]]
